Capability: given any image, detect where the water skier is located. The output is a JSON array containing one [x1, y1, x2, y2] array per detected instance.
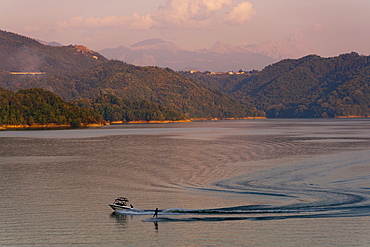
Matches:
[[153, 208, 159, 218]]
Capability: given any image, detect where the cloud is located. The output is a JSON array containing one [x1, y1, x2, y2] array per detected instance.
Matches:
[[51, 0, 254, 31], [55, 14, 155, 30], [223, 1, 255, 25], [152, 0, 233, 28]]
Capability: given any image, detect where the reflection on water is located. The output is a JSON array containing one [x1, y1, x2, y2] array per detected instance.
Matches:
[[1, 119, 370, 246], [110, 213, 131, 228]]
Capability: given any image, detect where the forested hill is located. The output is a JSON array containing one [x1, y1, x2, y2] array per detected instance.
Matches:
[[0, 30, 263, 119], [71, 60, 264, 118], [0, 87, 188, 127], [185, 53, 370, 118], [0, 87, 103, 127], [4, 30, 367, 119], [0, 30, 106, 73]]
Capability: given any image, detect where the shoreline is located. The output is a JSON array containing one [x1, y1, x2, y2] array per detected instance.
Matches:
[[110, 117, 267, 125], [110, 119, 192, 124], [0, 117, 262, 130], [190, 117, 267, 121], [0, 123, 104, 130], [334, 115, 367, 118], [3, 116, 367, 130]]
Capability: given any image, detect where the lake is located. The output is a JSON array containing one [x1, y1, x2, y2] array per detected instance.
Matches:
[[1, 119, 370, 246]]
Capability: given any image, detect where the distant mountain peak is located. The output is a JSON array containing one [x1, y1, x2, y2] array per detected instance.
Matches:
[[243, 37, 316, 60], [100, 38, 274, 71], [131, 38, 167, 47], [37, 40, 63, 47], [130, 38, 183, 52], [207, 41, 246, 54], [99, 37, 314, 71]]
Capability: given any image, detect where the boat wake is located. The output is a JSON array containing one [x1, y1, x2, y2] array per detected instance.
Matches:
[[114, 150, 370, 223], [114, 206, 315, 216], [113, 200, 370, 223]]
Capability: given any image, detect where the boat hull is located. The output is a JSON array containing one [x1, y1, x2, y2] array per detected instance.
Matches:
[[109, 204, 132, 210]]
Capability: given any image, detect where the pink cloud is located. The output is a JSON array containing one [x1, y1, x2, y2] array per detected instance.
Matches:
[[152, 0, 233, 28], [55, 14, 155, 30], [51, 0, 255, 31], [223, 2, 255, 25]]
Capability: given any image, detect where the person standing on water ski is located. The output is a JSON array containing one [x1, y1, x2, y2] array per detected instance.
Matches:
[[153, 208, 158, 218]]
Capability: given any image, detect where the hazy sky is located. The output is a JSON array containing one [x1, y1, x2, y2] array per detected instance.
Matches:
[[1, 0, 369, 56]]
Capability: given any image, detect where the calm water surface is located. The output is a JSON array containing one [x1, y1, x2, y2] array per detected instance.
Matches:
[[1, 119, 370, 246]]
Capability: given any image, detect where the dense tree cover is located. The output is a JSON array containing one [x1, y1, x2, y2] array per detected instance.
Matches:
[[0, 30, 263, 119], [181, 71, 258, 93], [0, 88, 102, 127], [72, 61, 265, 118], [0, 87, 191, 126], [0, 72, 80, 100], [237, 53, 370, 117], [185, 53, 370, 118], [75, 94, 186, 122]]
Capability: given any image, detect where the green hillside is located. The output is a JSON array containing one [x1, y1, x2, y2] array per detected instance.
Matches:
[[185, 53, 370, 118], [236, 53, 370, 117], [75, 94, 186, 122], [0, 87, 188, 128], [0, 30, 106, 73], [72, 60, 264, 118], [0, 29, 107, 99], [0, 30, 263, 119], [0, 87, 102, 127]]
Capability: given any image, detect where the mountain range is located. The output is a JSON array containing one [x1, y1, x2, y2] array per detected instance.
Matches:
[[0, 30, 263, 119], [1, 29, 369, 119], [99, 37, 315, 72]]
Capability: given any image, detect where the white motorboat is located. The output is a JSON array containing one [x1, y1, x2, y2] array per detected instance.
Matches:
[[109, 197, 133, 210]]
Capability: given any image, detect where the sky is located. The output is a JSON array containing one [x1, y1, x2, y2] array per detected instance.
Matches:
[[1, 0, 370, 57]]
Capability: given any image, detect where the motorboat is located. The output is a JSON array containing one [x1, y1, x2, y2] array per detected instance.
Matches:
[[109, 197, 133, 210]]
